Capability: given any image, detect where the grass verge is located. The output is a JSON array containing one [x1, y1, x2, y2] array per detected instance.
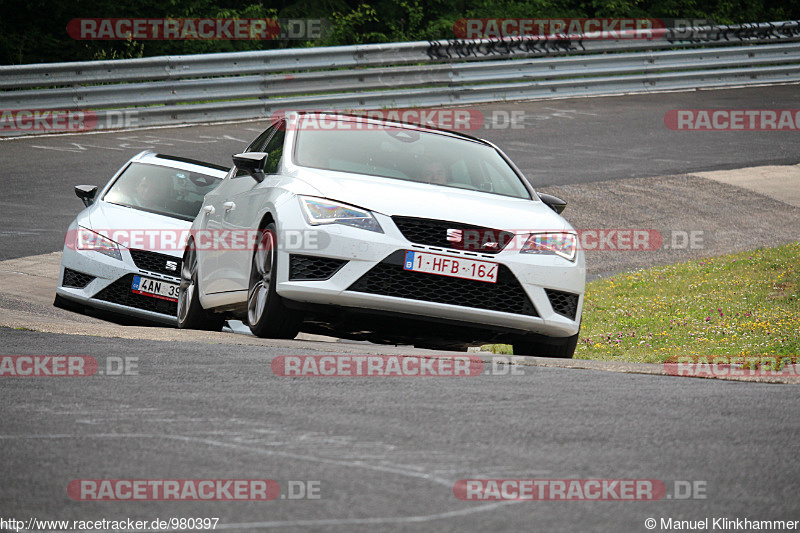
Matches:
[[485, 242, 800, 363]]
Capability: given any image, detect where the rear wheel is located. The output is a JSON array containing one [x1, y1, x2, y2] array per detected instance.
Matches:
[[177, 240, 225, 331], [513, 332, 579, 359], [247, 223, 303, 338]]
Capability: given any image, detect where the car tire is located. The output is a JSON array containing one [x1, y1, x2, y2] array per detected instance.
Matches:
[[247, 223, 303, 339], [513, 331, 579, 359], [177, 240, 225, 331]]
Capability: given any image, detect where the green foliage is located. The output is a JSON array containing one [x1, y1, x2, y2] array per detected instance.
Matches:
[[576, 242, 800, 363], [384, 0, 426, 42], [91, 40, 145, 61], [1, 0, 800, 64], [323, 3, 385, 44], [463, 0, 584, 18]]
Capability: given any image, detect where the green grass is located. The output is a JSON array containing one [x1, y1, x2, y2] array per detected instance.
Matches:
[[485, 242, 800, 363]]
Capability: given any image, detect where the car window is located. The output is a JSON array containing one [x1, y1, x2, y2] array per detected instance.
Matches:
[[235, 121, 285, 178], [102, 162, 223, 221], [263, 128, 285, 175], [293, 118, 531, 199], [246, 125, 275, 153]]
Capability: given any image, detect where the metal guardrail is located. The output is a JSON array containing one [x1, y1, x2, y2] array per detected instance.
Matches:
[[1, 21, 799, 134]]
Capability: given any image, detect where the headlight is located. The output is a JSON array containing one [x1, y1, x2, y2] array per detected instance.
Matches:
[[299, 196, 383, 233], [76, 227, 122, 261], [520, 232, 577, 262]]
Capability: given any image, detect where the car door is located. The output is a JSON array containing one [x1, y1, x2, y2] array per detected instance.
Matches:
[[218, 125, 288, 293], [198, 125, 277, 295]]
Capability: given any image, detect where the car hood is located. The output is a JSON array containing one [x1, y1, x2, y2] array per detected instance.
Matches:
[[78, 201, 191, 233], [75, 202, 191, 257], [293, 169, 572, 232]]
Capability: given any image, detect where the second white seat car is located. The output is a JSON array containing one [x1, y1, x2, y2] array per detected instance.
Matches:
[[55, 152, 226, 325]]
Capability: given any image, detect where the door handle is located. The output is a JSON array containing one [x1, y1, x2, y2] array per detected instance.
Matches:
[[223, 201, 236, 212], [203, 205, 215, 215]]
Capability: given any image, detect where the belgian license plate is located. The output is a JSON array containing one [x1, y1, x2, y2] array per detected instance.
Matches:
[[403, 250, 498, 283], [132, 275, 179, 302]]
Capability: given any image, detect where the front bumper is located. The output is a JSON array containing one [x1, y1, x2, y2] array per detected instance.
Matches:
[[273, 209, 585, 339], [56, 240, 182, 326]]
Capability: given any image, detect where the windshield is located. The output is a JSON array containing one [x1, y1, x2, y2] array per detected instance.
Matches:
[[293, 119, 531, 199], [102, 162, 222, 221]]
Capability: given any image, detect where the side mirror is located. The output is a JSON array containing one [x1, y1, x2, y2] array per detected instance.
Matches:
[[232, 152, 268, 183], [75, 185, 98, 207], [538, 192, 567, 214]]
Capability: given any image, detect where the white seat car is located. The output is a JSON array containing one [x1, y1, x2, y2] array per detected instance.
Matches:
[[179, 112, 585, 357], [55, 152, 227, 326]]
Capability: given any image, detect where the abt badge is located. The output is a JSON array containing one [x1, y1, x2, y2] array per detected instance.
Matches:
[[165, 260, 178, 272]]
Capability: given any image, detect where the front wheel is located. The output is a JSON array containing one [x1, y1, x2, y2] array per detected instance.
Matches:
[[247, 224, 303, 338], [177, 240, 225, 331]]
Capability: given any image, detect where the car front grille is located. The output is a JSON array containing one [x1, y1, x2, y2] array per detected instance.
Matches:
[[129, 249, 181, 277], [392, 216, 514, 254], [62, 268, 95, 289], [94, 274, 177, 316], [546, 289, 579, 320], [348, 254, 537, 316], [289, 255, 347, 281]]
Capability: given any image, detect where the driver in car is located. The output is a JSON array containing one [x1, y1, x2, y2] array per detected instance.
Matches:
[[132, 175, 170, 210], [421, 160, 449, 185]]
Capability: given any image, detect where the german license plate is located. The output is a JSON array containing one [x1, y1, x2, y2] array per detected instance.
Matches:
[[403, 250, 498, 283], [132, 275, 179, 302]]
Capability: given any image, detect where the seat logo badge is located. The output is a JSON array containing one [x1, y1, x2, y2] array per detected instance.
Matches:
[[165, 261, 178, 271], [446, 229, 463, 243]]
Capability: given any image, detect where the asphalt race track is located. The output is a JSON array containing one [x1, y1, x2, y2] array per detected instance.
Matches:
[[2, 328, 799, 531], [1, 85, 799, 531]]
